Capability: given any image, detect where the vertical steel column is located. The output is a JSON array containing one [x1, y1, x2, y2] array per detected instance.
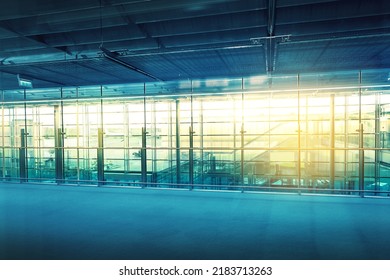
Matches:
[[358, 123, 364, 197], [10, 109, 16, 179], [344, 95, 348, 191], [374, 95, 381, 195], [189, 93, 194, 188], [358, 71, 364, 197], [305, 96, 310, 188], [19, 128, 27, 182], [55, 128, 64, 183], [61, 89, 65, 181], [189, 126, 194, 188], [267, 89, 272, 188], [141, 127, 147, 186], [330, 94, 335, 191], [297, 74, 302, 193], [97, 127, 104, 185], [98, 87, 105, 186], [75, 88, 81, 183], [168, 102, 173, 183], [84, 104, 91, 181], [23, 90, 28, 181], [240, 79, 245, 186], [54, 103, 64, 184], [124, 103, 130, 175], [199, 100, 204, 184], [240, 122, 245, 185], [141, 86, 148, 186], [152, 102, 157, 183], [233, 97, 237, 184], [175, 99, 181, 184], [1, 90, 4, 180]]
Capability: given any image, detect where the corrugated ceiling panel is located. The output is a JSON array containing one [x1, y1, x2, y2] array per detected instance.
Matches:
[[144, 10, 266, 37], [276, 42, 325, 73], [217, 47, 265, 76], [161, 28, 265, 48], [132, 1, 265, 24]]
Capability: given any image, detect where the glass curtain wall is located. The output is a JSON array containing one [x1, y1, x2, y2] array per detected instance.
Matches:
[[1, 72, 390, 196]]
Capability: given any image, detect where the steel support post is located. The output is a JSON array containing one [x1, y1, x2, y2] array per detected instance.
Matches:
[[19, 128, 27, 182], [189, 126, 194, 188], [141, 127, 147, 186], [330, 94, 335, 191], [175, 100, 181, 184], [97, 128, 105, 185], [358, 123, 364, 197]]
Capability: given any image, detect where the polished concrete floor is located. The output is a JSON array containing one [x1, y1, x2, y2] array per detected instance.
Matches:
[[0, 182, 389, 260]]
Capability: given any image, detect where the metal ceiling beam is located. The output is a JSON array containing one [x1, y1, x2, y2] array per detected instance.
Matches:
[[44, 27, 262, 51], [0, 0, 149, 21], [309, 40, 331, 71], [161, 27, 264, 48], [28, 64, 100, 85], [101, 0, 249, 15], [268, 0, 276, 36], [277, 0, 338, 8], [0, 22, 72, 56], [0, 17, 265, 54], [29, 5, 265, 27], [121, 43, 263, 57], [0, 18, 130, 38], [138, 11, 267, 38], [39, 27, 145, 48], [100, 46, 163, 81], [0, 0, 242, 22], [69, 60, 128, 81], [275, 15, 390, 37], [264, 38, 277, 73], [0, 43, 262, 69], [276, 0, 390, 25], [280, 32, 390, 45], [265, 0, 277, 73], [30, 35, 73, 56], [0, 68, 67, 87], [111, 3, 165, 49], [133, 3, 267, 24], [367, 44, 390, 64]]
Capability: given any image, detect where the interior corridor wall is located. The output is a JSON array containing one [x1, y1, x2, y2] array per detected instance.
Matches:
[[1, 76, 390, 196]]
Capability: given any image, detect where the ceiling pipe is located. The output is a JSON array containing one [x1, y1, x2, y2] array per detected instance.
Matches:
[[100, 45, 163, 82], [265, 0, 277, 74], [267, 0, 276, 36]]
